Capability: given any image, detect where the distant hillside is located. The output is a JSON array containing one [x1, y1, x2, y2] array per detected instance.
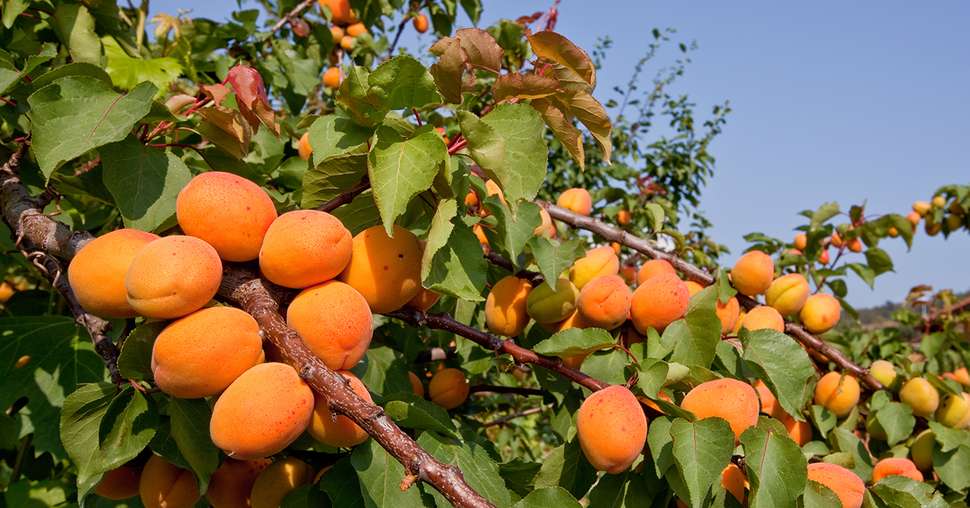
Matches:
[[852, 290, 970, 327]]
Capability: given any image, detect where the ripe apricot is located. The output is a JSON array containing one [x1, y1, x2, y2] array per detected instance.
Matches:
[[126, 235, 222, 319], [412, 13, 429, 33], [152, 307, 264, 398], [260, 210, 352, 289], [779, 412, 812, 445], [95, 465, 140, 500], [139, 455, 200, 508], [906, 211, 920, 226], [577, 275, 632, 330], [339, 35, 355, 50], [912, 200, 931, 216], [484, 179, 506, 206], [887, 226, 899, 237], [340, 225, 422, 313], [910, 429, 936, 470], [681, 378, 759, 440], [562, 353, 588, 369], [617, 209, 631, 225], [323, 67, 342, 89], [936, 393, 970, 427], [485, 276, 532, 336], [730, 251, 774, 296], [637, 259, 676, 285], [814, 372, 860, 418], [630, 273, 688, 333], [818, 248, 830, 264], [298, 133, 313, 161], [685, 280, 705, 297], [409, 371, 425, 397], [309, 371, 371, 447], [176, 171, 277, 262], [250, 457, 312, 508], [407, 286, 440, 312], [831, 231, 844, 248], [526, 277, 579, 324], [346, 22, 366, 37], [765, 273, 810, 316], [570, 246, 619, 289], [611, 242, 621, 255], [210, 363, 314, 460], [951, 367, 970, 386], [800, 293, 841, 334], [869, 360, 897, 388], [287, 281, 373, 370], [872, 457, 922, 483], [319, 0, 356, 24], [329, 25, 344, 41], [473, 223, 490, 251], [715, 296, 740, 335], [429, 368, 469, 410], [806, 462, 865, 508], [554, 309, 590, 332], [848, 238, 863, 253], [68, 228, 158, 318], [0, 281, 13, 303], [754, 379, 781, 417], [793, 233, 808, 251], [899, 377, 939, 418], [721, 463, 746, 503], [556, 188, 592, 216], [741, 305, 785, 332], [534, 208, 556, 237], [206, 458, 270, 508], [576, 385, 647, 473], [933, 195, 947, 208]]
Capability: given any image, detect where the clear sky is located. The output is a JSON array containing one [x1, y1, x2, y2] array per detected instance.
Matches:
[[153, 0, 970, 308]]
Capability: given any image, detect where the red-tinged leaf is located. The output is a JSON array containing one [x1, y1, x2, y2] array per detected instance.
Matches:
[[532, 98, 584, 170], [430, 37, 464, 104], [225, 64, 279, 135], [528, 31, 596, 87], [557, 92, 612, 164], [200, 83, 230, 106], [196, 107, 252, 159], [493, 73, 560, 101], [454, 28, 502, 73], [547, 63, 592, 95]]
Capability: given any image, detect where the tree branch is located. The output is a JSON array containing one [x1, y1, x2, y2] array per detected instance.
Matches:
[[269, 0, 316, 35], [316, 177, 370, 213], [470, 385, 546, 397], [481, 406, 547, 428]]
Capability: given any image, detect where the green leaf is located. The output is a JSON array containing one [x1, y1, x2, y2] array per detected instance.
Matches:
[[489, 201, 542, 263], [421, 199, 487, 301], [301, 153, 368, 209], [118, 322, 166, 381], [28, 76, 156, 178], [663, 291, 720, 368], [669, 417, 735, 508], [358, 346, 412, 396], [458, 111, 507, 174], [647, 416, 675, 478], [928, 421, 970, 452], [740, 423, 806, 508], [368, 124, 447, 234], [53, 3, 103, 65], [3, 480, 69, 507], [1, 0, 29, 28], [418, 432, 512, 508], [864, 247, 893, 275], [307, 114, 372, 166], [0, 43, 55, 95], [529, 237, 583, 288], [866, 402, 914, 446], [369, 55, 443, 111], [635, 358, 670, 398], [534, 439, 598, 500], [475, 104, 548, 204], [870, 475, 947, 508], [644, 203, 665, 232], [168, 398, 219, 493], [351, 439, 424, 507], [533, 328, 615, 357], [514, 487, 580, 508], [580, 349, 629, 385], [829, 427, 873, 481], [809, 202, 840, 230], [384, 394, 457, 438], [319, 458, 365, 508], [847, 263, 876, 289], [801, 480, 841, 508], [100, 138, 192, 231], [741, 329, 816, 419], [587, 470, 658, 508], [103, 37, 182, 91], [933, 443, 970, 491]]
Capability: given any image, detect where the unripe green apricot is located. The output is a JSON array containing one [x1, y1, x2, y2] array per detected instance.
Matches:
[[869, 360, 897, 389], [899, 377, 939, 418], [909, 429, 936, 471], [526, 277, 579, 324], [936, 393, 970, 427]]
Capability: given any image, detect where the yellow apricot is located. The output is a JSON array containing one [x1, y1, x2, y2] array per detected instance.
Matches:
[[637, 259, 676, 285], [685, 280, 705, 297], [259, 210, 352, 289], [409, 372, 425, 397], [913, 200, 931, 216], [807, 462, 865, 508], [779, 412, 812, 446], [526, 277, 579, 324], [630, 273, 689, 333], [872, 457, 923, 483], [577, 275, 632, 330], [741, 305, 785, 333], [176, 171, 278, 262], [309, 371, 371, 447], [286, 281, 373, 370], [319, 0, 356, 24], [68, 228, 158, 318], [0, 281, 13, 303], [339, 35, 355, 50], [680, 378, 759, 440], [936, 393, 970, 427], [869, 360, 897, 388], [329, 25, 344, 41], [556, 188, 592, 216], [910, 429, 936, 470], [534, 208, 556, 237], [340, 225, 422, 313], [139, 455, 200, 508], [250, 457, 312, 508], [406, 286, 440, 312], [126, 235, 222, 319], [715, 296, 740, 335], [721, 463, 746, 504], [765, 273, 810, 316], [800, 293, 841, 334], [485, 276, 533, 337], [206, 458, 270, 508], [95, 465, 140, 500], [754, 379, 782, 417], [576, 385, 647, 473], [570, 246, 619, 289], [152, 307, 264, 399], [899, 377, 939, 418], [210, 363, 314, 460], [932, 195, 946, 208], [429, 368, 469, 410], [952, 367, 970, 386], [553, 309, 590, 332], [730, 251, 774, 296], [814, 372, 860, 418], [298, 133, 313, 160], [793, 233, 808, 250]]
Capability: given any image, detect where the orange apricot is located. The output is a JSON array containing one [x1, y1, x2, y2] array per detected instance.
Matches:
[[831, 231, 844, 248], [814, 372, 860, 418], [319, 0, 356, 24], [556, 188, 592, 216], [534, 208, 556, 237], [848, 238, 863, 253], [779, 412, 812, 445], [250, 457, 312, 508], [617, 209, 631, 225], [818, 248, 830, 264], [176, 171, 277, 262], [899, 377, 939, 418], [554, 309, 590, 332], [309, 371, 371, 447], [611, 242, 621, 255], [680, 378, 759, 440], [206, 458, 270, 508], [485, 276, 532, 337], [429, 368, 469, 410], [872, 457, 923, 483], [754, 379, 782, 417], [577, 275, 632, 330], [473, 223, 490, 251], [793, 233, 808, 251], [562, 353, 588, 369], [286, 281, 373, 370], [210, 363, 314, 460], [68, 228, 158, 318], [329, 25, 344, 41], [0, 281, 13, 303], [346, 22, 366, 37], [765, 273, 810, 316], [152, 307, 264, 398], [407, 286, 440, 312], [323, 67, 342, 89], [259, 210, 352, 289], [409, 372, 425, 397], [887, 226, 899, 237], [139, 455, 200, 508], [740, 305, 785, 333], [715, 296, 740, 335], [484, 179, 506, 205], [340, 225, 422, 313], [126, 235, 222, 319], [526, 277, 579, 324], [800, 293, 841, 334], [570, 246, 619, 289], [576, 385, 647, 473], [637, 259, 676, 285], [298, 133, 313, 160], [806, 462, 865, 508], [685, 280, 705, 297], [339, 35, 355, 50], [952, 367, 970, 386], [412, 13, 429, 33], [95, 465, 140, 500], [906, 211, 921, 226], [721, 463, 746, 504], [630, 273, 689, 333], [730, 251, 774, 296]]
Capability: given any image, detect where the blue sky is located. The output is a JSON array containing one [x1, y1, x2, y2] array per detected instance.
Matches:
[[154, 0, 969, 308]]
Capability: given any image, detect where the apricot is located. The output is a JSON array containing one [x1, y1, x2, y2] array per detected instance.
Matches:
[[935, 393, 970, 427], [152, 306, 264, 398], [577, 275, 632, 330], [637, 259, 676, 285], [339, 35, 355, 50], [95, 465, 140, 500], [910, 429, 936, 470], [818, 248, 830, 264], [286, 281, 373, 370], [298, 133, 313, 161], [429, 368, 469, 410], [887, 226, 899, 238], [329, 25, 344, 41], [126, 235, 222, 319], [740, 305, 785, 333], [526, 277, 579, 324], [576, 385, 647, 473], [412, 13, 429, 33], [611, 242, 621, 255], [869, 360, 897, 388], [630, 273, 689, 333], [139, 455, 200, 508], [680, 378, 759, 440], [340, 225, 422, 313], [952, 367, 970, 386], [685, 280, 705, 297], [556, 188, 592, 216], [409, 371, 425, 397], [806, 462, 865, 508], [899, 377, 939, 418], [906, 211, 921, 226], [323, 67, 341, 89], [346, 22, 366, 37], [831, 231, 844, 248], [68, 228, 158, 318], [570, 246, 619, 289], [206, 458, 270, 508], [721, 463, 746, 504], [814, 372, 860, 418], [714, 296, 740, 335], [0, 281, 12, 303], [947, 214, 963, 230], [553, 310, 590, 332], [848, 237, 863, 253], [319, 0, 356, 24], [754, 379, 781, 417], [534, 208, 556, 237], [765, 273, 810, 316], [259, 210, 352, 289], [485, 276, 532, 336], [473, 223, 490, 251], [912, 200, 931, 216], [925, 219, 942, 236], [250, 457, 312, 508], [210, 363, 314, 460], [779, 412, 812, 446], [617, 209, 631, 225], [800, 293, 841, 334], [484, 179, 506, 205], [730, 251, 774, 296], [176, 172, 277, 262], [872, 457, 923, 483], [309, 371, 371, 447], [406, 286, 440, 312], [562, 353, 587, 369]]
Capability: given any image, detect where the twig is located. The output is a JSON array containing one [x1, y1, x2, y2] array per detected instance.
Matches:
[[482, 406, 547, 428], [317, 177, 370, 213], [470, 385, 546, 397], [483, 251, 544, 286], [270, 0, 316, 35], [385, 16, 411, 59]]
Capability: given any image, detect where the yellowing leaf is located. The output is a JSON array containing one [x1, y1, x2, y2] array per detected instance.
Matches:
[[493, 73, 560, 101], [528, 31, 595, 87]]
